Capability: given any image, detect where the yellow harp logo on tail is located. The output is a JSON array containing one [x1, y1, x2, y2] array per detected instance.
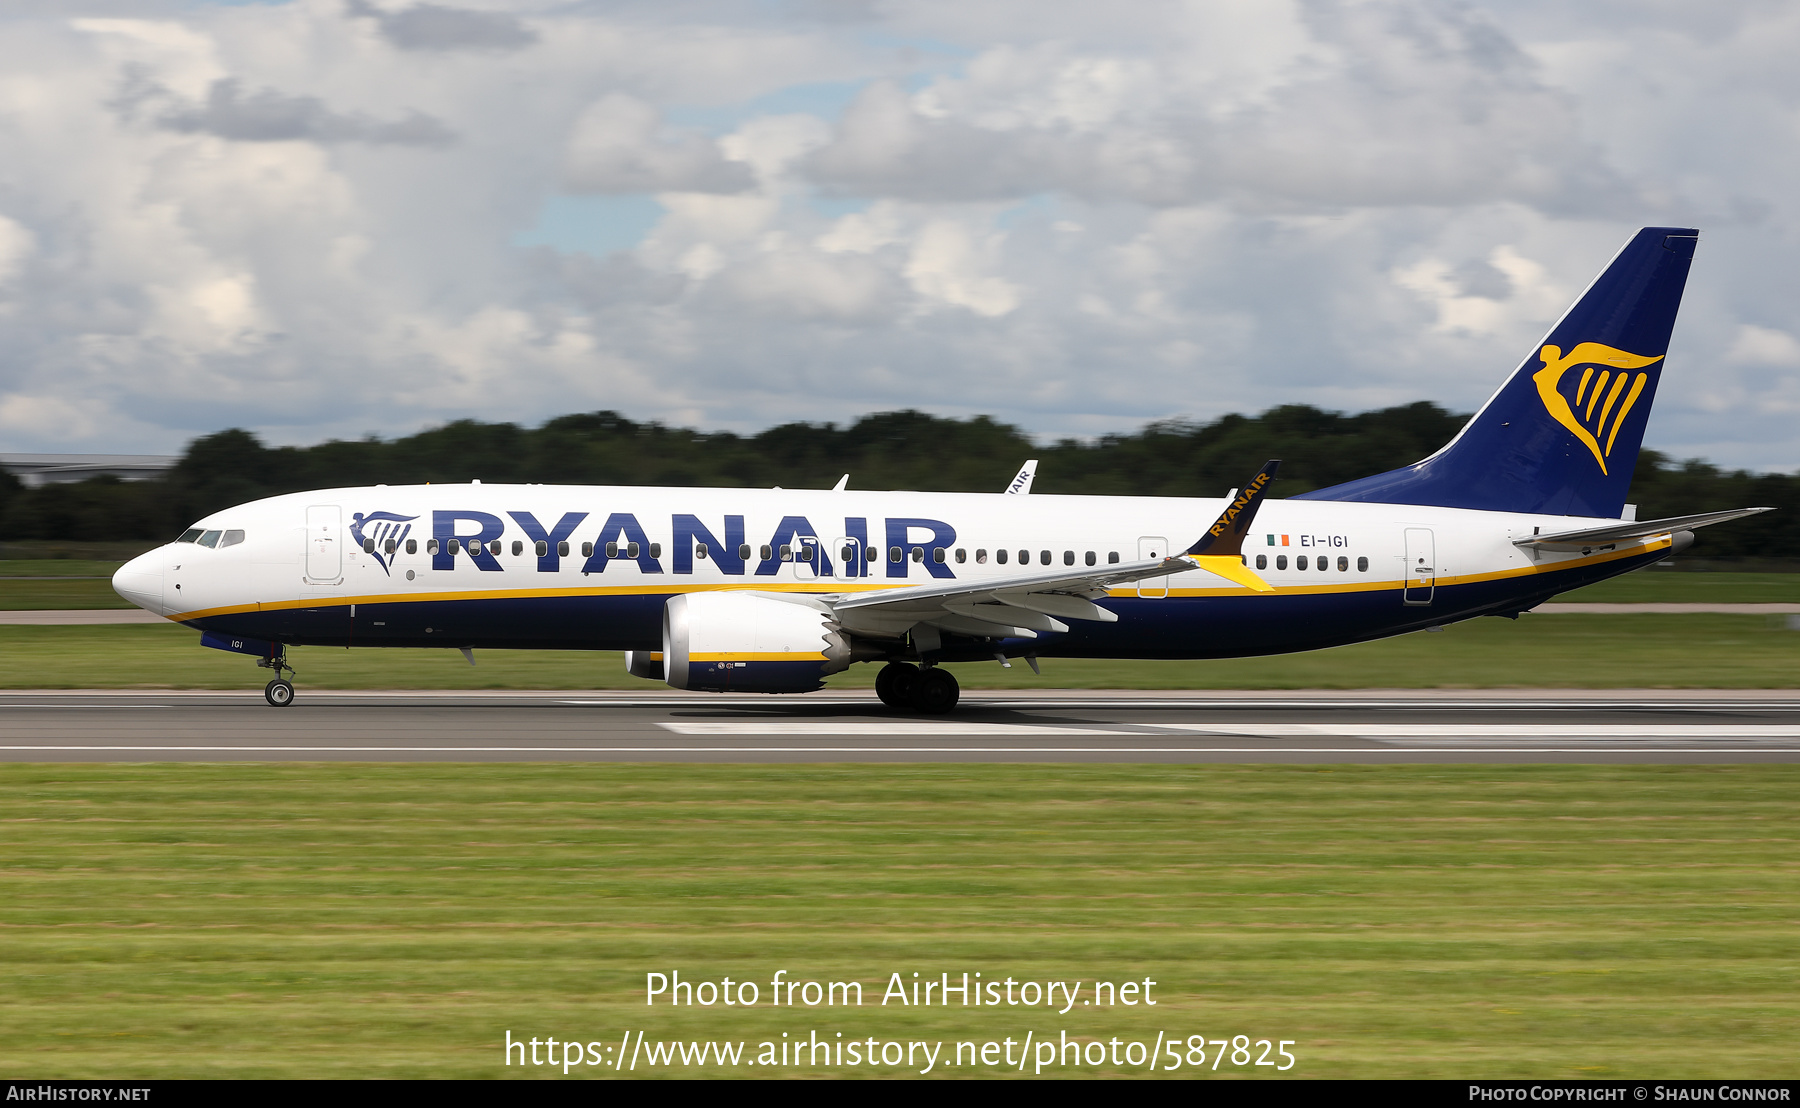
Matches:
[[1532, 342, 1663, 475]]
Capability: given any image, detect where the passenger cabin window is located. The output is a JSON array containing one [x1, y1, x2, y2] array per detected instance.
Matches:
[[1040, 550, 1051, 565], [628, 542, 641, 559], [535, 541, 548, 557], [1108, 552, 1120, 564], [956, 548, 967, 564], [1318, 557, 1328, 572], [198, 530, 222, 548], [1276, 555, 1287, 570], [889, 546, 902, 563], [762, 545, 774, 561], [1337, 556, 1348, 571], [738, 544, 751, 560], [911, 547, 924, 563], [448, 539, 461, 554], [607, 542, 620, 558], [840, 545, 854, 562], [1018, 549, 1029, 564], [582, 542, 593, 558], [779, 545, 793, 561], [427, 539, 440, 555], [1256, 554, 1267, 569], [1357, 556, 1368, 572], [1085, 551, 1096, 566], [933, 547, 946, 563], [512, 541, 523, 556], [489, 540, 502, 556], [1296, 555, 1308, 570], [649, 543, 661, 558], [220, 530, 245, 549], [996, 549, 1008, 565], [697, 543, 710, 560], [384, 539, 396, 555], [977, 549, 988, 564], [178, 528, 203, 543], [407, 539, 418, 555], [1063, 551, 1074, 565], [557, 541, 569, 557], [363, 538, 375, 553]]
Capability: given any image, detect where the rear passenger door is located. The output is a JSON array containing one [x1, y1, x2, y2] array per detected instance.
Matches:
[[305, 505, 343, 583]]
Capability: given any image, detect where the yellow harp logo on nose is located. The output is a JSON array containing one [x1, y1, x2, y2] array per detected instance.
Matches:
[[1532, 342, 1663, 476]]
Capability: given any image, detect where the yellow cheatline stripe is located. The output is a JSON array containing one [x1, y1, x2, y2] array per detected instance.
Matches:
[[165, 578, 899, 622], [1134, 536, 1672, 598], [691, 652, 824, 663], [163, 537, 1671, 622]]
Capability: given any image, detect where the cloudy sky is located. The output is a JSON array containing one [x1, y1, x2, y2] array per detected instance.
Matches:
[[0, 0, 1796, 470]]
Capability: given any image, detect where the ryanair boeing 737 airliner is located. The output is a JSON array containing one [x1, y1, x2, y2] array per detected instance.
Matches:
[[112, 227, 1770, 711]]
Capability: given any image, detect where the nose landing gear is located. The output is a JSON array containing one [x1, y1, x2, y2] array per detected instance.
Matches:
[[874, 662, 960, 713], [257, 648, 297, 707]]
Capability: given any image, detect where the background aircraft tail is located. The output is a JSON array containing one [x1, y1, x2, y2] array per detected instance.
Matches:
[[1296, 227, 1699, 517]]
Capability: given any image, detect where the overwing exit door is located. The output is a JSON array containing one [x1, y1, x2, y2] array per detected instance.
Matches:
[[834, 537, 860, 579], [1403, 527, 1435, 606], [1137, 536, 1169, 598]]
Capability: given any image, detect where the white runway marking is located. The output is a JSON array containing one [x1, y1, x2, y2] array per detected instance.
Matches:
[[658, 722, 1131, 736], [1163, 723, 1800, 739]]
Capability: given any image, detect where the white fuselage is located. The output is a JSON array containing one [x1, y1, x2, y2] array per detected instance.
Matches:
[[112, 483, 1666, 662]]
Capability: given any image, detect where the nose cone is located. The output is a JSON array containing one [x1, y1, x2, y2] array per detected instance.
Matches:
[[113, 549, 166, 615]]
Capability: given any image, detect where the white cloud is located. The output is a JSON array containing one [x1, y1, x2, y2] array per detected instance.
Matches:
[[904, 220, 1020, 317], [0, 0, 1791, 471], [1726, 324, 1800, 367], [0, 216, 34, 286], [563, 94, 753, 194]]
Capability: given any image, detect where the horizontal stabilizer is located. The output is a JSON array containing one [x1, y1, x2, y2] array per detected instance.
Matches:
[[1513, 507, 1773, 551]]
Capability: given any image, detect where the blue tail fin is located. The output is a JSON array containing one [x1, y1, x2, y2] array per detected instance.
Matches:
[[1296, 227, 1698, 517]]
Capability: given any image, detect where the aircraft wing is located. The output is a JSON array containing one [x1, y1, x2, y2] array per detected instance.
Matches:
[[826, 460, 1281, 642], [1512, 507, 1773, 551]]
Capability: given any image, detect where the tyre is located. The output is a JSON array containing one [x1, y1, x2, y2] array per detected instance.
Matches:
[[875, 662, 916, 708], [264, 679, 295, 707], [916, 668, 960, 714]]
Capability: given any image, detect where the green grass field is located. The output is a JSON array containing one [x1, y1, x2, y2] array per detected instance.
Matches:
[[0, 764, 1793, 1079], [0, 560, 129, 577], [2, 614, 1797, 690], [1558, 571, 1800, 603]]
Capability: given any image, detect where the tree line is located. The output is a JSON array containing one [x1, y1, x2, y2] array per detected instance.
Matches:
[[1, 403, 1794, 559]]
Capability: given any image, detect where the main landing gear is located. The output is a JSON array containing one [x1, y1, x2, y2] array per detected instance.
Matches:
[[258, 648, 297, 708], [875, 662, 960, 714]]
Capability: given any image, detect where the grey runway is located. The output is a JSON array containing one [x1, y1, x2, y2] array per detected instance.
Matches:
[[4, 690, 1800, 763]]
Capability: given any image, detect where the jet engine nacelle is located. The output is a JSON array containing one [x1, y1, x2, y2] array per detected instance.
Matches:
[[624, 650, 664, 681], [663, 592, 852, 693]]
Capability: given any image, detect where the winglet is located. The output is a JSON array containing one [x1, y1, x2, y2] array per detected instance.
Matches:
[[1186, 460, 1280, 557], [1005, 460, 1038, 495], [1183, 460, 1280, 592]]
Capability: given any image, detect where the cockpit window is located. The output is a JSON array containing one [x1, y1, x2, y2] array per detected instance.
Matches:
[[198, 530, 222, 548], [178, 528, 203, 543], [219, 530, 245, 549]]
